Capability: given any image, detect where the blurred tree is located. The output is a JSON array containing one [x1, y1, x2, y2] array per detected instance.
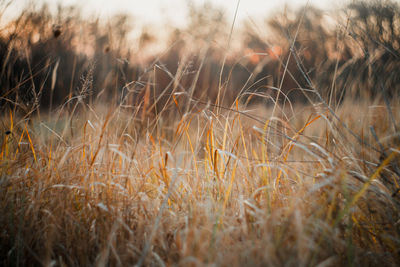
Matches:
[[335, 0, 400, 100], [0, 3, 141, 112]]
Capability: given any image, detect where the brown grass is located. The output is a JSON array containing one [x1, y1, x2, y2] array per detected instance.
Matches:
[[1, 1, 400, 266], [1, 92, 400, 266]]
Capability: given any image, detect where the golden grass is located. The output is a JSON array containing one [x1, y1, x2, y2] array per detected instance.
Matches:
[[1, 95, 399, 266]]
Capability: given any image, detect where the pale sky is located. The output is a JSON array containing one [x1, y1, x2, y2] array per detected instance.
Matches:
[[6, 0, 350, 27]]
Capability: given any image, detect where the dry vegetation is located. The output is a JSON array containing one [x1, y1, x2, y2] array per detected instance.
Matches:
[[1, 0, 400, 266]]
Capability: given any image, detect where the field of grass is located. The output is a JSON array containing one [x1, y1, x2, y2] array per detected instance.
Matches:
[[1, 92, 400, 266], [1, 0, 400, 266]]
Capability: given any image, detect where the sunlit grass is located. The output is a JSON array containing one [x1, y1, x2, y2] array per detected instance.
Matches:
[[1, 93, 399, 266], [1, 0, 400, 265]]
